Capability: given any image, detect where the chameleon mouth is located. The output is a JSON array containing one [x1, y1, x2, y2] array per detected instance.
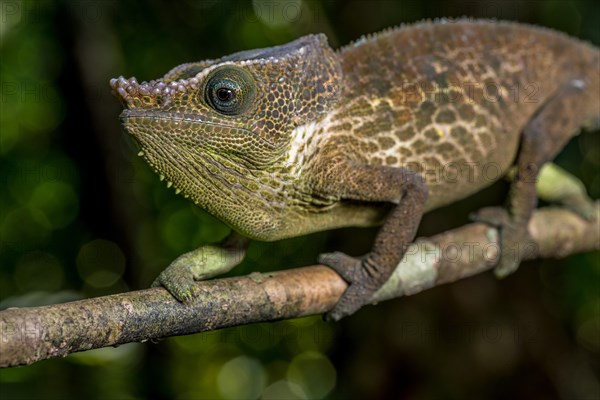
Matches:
[[120, 108, 211, 125], [120, 109, 236, 139], [119, 109, 279, 151]]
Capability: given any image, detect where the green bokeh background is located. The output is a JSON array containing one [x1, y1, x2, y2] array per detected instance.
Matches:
[[0, 1, 598, 399]]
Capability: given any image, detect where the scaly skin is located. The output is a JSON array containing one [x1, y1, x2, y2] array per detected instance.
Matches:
[[111, 19, 599, 320]]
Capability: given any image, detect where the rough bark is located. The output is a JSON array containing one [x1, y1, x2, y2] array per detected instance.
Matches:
[[1, 205, 598, 367]]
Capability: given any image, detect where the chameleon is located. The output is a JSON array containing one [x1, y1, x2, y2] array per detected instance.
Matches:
[[110, 19, 599, 321]]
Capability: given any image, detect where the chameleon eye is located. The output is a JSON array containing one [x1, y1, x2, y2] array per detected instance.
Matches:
[[216, 87, 235, 103], [205, 66, 256, 115]]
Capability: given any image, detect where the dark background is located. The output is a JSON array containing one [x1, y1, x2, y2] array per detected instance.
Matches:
[[0, 0, 598, 399]]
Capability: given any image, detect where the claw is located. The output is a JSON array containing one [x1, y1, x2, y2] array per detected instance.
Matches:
[[471, 207, 533, 278], [319, 251, 378, 321], [318, 252, 363, 283], [153, 263, 199, 303]]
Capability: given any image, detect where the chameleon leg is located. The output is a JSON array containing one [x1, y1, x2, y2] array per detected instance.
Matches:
[[152, 231, 249, 302], [316, 163, 428, 321], [505, 162, 596, 220], [472, 79, 599, 277]]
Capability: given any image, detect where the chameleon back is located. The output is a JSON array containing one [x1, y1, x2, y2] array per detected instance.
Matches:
[[319, 20, 600, 209]]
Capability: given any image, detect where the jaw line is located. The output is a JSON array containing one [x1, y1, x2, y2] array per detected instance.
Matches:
[[120, 109, 278, 149]]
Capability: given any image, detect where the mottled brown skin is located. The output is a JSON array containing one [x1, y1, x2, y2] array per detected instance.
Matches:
[[111, 20, 599, 321]]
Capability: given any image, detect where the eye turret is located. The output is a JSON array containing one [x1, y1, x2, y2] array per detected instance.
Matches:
[[204, 66, 256, 115]]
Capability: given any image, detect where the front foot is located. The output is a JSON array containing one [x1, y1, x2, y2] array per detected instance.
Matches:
[[318, 252, 381, 321], [470, 207, 535, 278], [152, 235, 249, 303], [152, 254, 200, 303]]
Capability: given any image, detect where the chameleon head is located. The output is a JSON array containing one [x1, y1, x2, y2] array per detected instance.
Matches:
[[110, 34, 342, 239]]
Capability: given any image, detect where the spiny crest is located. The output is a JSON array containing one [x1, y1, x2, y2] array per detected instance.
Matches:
[[340, 17, 493, 53]]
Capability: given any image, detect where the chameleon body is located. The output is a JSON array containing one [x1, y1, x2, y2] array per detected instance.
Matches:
[[111, 20, 599, 320]]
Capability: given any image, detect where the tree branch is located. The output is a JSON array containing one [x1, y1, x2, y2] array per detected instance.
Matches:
[[1, 206, 598, 367]]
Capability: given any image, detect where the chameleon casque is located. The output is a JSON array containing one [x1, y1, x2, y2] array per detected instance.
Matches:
[[111, 19, 599, 321]]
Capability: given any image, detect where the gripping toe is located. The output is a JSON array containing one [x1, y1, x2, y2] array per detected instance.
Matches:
[[471, 207, 535, 278], [319, 251, 381, 321], [153, 263, 199, 303], [318, 252, 364, 283]]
